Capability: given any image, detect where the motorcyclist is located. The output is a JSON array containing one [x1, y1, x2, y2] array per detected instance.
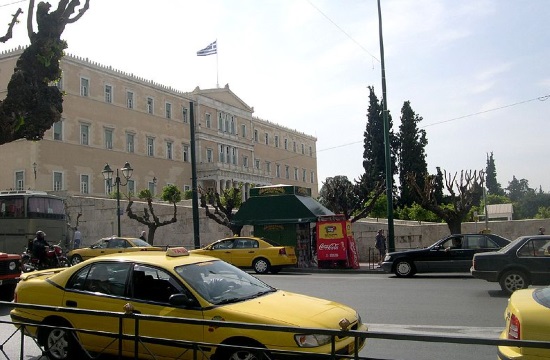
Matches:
[[32, 230, 50, 266]]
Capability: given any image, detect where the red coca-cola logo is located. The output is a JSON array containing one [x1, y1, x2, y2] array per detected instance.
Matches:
[[319, 243, 339, 251]]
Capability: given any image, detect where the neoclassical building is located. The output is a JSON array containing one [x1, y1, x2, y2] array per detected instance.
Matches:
[[0, 48, 318, 199]]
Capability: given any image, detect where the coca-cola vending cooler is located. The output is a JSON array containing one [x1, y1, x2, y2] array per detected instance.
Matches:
[[316, 215, 360, 269]]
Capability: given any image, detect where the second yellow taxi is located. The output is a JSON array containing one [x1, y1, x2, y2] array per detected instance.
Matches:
[[67, 236, 162, 265]]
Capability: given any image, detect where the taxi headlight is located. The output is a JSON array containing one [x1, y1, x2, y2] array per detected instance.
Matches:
[[9, 261, 16, 271], [294, 334, 332, 347], [384, 255, 391, 262]]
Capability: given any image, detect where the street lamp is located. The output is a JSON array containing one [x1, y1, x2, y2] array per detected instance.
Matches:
[[102, 162, 133, 237]]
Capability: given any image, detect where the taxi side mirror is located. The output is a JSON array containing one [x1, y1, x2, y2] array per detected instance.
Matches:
[[169, 293, 195, 307]]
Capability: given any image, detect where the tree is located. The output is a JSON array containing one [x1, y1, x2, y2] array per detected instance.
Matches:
[[397, 101, 428, 207], [485, 152, 505, 196], [0, 0, 90, 145], [125, 184, 182, 245], [318, 175, 385, 222], [199, 185, 243, 235], [506, 176, 533, 202], [407, 170, 484, 234], [362, 86, 398, 189]]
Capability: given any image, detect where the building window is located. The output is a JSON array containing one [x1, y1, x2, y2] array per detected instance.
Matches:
[[294, 167, 298, 180], [231, 147, 237, 165], [127, 91, 134, 109], [147, 137, 155, 157], [183, 185, 191, 191], [243, 156, 249, 168], [284, 138, 288, 150], [301, 143, 305, 154], [80, 174, 89, 194], [266, 161, 271, 174], [293, 141, 297, 152], [230, 117, 235, 134], [166, 141, 173, 160], [309, 146, 312, 156], [254, 130, 258, 142], [126, 133, 135, 153], [104, 85, 112, 103], [285, 166, 289, 179], [15, 171, 24, 191], [183, 145, 189, 162], [80, 77, 89, 97], [310, 171, 315, 183], [254, 159, 260, 169], [205, 113, 211, 128], [276, 164, 281, 178], [218, 113, 223, 131], [182, 107, 188, 123], [264, 133, 269, 145], [104, 128, 113, 149], [53, 120, 63, 141], [241, 124, 246, 138], [148, 181, 156, 196], [53, 172, 63, 191], [274, 135, 279, 148], [206, 148, 213, 163], [302, 169, 307, 182], [80, 124, 89, 145], [219, 145, 224, 163], [127, 180, 135, 197], [147, 97, 154, 114], [165, 102, 172, 119]]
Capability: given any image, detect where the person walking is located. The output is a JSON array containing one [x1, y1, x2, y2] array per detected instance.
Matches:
[[139, 231, 147, 241], [539, 227, 546, 235], [73, 228, 81, 249], [375, 229, 387, 266]]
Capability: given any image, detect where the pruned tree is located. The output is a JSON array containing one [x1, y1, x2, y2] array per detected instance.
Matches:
[[318, 174, 385, 223], [199, 185, 243, 235], [406, 170, 484, 234], [486, 152, 505, 196], [0, 0, 90, 146], [126, 185, 181, 245]]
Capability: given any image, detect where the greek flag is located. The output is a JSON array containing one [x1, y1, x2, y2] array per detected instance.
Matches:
[[197, 40, 217, 56]]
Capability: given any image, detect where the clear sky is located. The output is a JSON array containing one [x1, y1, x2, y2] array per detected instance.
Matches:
[[2, 0, 549, 192]]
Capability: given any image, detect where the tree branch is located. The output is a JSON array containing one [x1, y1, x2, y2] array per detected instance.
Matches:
[[0, 8, 22, 43]]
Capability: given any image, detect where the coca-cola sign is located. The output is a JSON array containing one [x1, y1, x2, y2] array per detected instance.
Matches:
[[319, 242, 339, 251]]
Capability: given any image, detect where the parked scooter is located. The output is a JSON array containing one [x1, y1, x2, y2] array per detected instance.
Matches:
[[22, 242, 69, 272]]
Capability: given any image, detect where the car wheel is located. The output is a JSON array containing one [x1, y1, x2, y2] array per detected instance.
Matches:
[[42, 321, 79, 360], [394, 259, 415, 278], [216, 340, 268, 360], [499, 270, 529, 295], [253, 258, 270, 274], [70, 255, 83, 266]]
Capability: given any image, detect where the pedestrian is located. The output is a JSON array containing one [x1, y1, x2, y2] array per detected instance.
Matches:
[[539, 227, 546, 235], [375, 229, 387, 266], [73, 227, 81, 249], [139, 231, 147, 241]]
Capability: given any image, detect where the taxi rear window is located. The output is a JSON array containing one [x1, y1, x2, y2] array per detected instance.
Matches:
[[533, 287, 550, 308]]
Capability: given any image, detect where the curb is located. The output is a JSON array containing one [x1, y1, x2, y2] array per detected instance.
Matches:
[[281, 264, 385, 275]]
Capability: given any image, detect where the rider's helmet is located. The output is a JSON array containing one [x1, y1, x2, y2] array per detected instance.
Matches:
[[36, 230, 46, 240]]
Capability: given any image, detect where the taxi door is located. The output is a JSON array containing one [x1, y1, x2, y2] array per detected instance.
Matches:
[[230, 238, 258, 267], [123, 264, 208, 360], [208, 239, 235, 264]]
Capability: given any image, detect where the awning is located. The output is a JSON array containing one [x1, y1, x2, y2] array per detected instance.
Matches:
[[232, 194, 334, 226]]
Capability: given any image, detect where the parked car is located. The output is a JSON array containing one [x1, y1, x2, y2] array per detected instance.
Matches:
[[497, 286, 550, 359], [0, 252, 21, 301], [190, 236, 297, 274], [380, 233, 510, 277], [471, 235, 550, 295], [67, 236, 162, 265], [10, 248, 366, 360]]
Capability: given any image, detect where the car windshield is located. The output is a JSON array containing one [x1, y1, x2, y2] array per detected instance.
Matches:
[[498, 237, 526, 253], [131, 238, 152, 247], [533, 287, 550, 308], [175, 260, 276, 305]]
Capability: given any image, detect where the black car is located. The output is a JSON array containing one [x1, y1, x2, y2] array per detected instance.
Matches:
[[380, 233, 511, 277], [471, 235, 550, 295]]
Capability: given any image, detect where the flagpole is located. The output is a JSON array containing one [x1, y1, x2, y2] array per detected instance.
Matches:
[[216, 39, 219, 88]]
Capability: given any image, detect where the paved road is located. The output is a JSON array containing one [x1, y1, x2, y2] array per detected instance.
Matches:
[[0, 271, 513, 360]]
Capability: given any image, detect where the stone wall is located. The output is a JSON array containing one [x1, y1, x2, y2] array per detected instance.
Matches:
[[66, 196, 550, 262]]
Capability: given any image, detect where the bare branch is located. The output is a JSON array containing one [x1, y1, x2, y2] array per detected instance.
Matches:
[[0, 8, 23, 43], [27, 0, 34, 39]]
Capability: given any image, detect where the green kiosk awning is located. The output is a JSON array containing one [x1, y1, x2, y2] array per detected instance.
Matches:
[[232, 185, 334, 226]]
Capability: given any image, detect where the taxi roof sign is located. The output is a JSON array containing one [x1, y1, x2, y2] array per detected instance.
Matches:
[[166, 247, 189, 257]]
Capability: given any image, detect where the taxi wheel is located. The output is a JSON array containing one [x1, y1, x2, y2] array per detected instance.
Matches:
[[394, 259, 415, 278], [217, 340, 268, 360], [42, 320, 81, 360], [253, 258, 270, 274], [70, 255, 83, 266], [499, 270, 529, 295]]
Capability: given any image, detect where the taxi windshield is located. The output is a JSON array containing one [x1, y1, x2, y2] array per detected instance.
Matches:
[[175, 260, 275, 304]]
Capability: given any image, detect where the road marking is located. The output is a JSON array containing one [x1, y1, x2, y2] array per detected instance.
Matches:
[[367, 323, 502, 339]]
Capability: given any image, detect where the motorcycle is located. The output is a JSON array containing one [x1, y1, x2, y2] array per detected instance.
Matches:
[[22, 242, 69, 272]]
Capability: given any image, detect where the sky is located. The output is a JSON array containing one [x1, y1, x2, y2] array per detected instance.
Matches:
[[2, 0, 550, 192]]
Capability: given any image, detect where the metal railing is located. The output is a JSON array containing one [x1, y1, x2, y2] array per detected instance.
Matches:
[[3, 301, 550, 360]]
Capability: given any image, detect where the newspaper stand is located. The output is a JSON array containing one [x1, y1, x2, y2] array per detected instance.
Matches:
[[316, 215, 360, 269]]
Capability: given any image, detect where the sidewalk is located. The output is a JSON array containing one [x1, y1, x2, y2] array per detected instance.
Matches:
[[283, 263, 385, 274]]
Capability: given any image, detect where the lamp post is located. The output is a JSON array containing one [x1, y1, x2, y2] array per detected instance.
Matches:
[[102, 162, 133, 237]]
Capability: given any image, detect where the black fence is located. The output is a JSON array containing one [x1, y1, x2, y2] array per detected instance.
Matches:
[[3, 301, 550, 360]]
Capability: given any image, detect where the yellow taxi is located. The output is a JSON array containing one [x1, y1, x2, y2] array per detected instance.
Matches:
[[11, 248, 366, 360], [498, 286, 550, 359], [67, 236, 162, 265], [190, 236, 297, 274]]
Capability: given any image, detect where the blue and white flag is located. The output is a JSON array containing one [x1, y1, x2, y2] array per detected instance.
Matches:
[[197, 40, 217, 56]]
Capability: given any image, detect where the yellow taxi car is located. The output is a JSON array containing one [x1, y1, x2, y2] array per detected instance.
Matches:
[[190, 236, 297, 274], [11, 248, 366, 360], [498, 286, 550, 359], [67, 236, 162, 265]]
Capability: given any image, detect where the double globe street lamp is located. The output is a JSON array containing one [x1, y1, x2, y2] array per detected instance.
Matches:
[[102, 162, 133, 237]]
